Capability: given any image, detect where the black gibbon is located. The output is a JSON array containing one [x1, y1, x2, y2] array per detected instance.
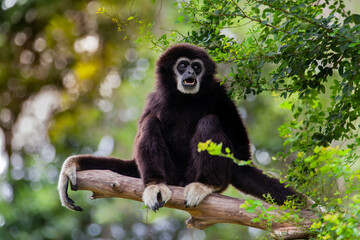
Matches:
[[58, 44, 300, 212]]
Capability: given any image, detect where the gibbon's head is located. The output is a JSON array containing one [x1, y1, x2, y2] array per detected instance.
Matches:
[[156, 44, 216, 95]]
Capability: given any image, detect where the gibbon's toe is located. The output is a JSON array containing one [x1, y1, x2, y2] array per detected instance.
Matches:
[[73, 205, 83, 211], [59, 177, 83, 211], [151, 200, 165, 213], [184, 182, 214, 208], [70, 183, 78, 191], [142, 184, 172, 213]]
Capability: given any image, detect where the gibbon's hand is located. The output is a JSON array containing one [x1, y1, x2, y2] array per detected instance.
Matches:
[[184, 182, 215, 208], [142, 183, 172, 213], [57, 156, 83, 211]]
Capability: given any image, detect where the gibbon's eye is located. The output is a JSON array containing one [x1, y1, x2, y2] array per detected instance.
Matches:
[[177, 60, 189, 72], [192, 62, 202, 74]]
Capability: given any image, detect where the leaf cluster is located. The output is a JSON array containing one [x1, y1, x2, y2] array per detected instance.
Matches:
[[198, 139, 252, 166]]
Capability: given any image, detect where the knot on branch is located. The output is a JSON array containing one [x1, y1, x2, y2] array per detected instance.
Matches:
[[186, 216, 216, 229], [272, 227, 312, 240]]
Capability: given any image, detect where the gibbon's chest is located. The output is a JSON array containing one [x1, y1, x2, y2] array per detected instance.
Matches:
[[160, 103, 207, 155]]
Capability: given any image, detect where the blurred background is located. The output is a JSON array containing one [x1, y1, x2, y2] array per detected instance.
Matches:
[[0, 1, 358, 239]]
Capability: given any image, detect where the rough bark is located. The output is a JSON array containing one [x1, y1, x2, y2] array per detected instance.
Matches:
[[75, 170, 317, 239]]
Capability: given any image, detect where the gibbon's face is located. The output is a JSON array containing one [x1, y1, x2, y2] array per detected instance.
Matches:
[[173, 57, 205, 94]]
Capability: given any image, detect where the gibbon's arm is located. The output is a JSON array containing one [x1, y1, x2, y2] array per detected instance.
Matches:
[[134, 115, 173, 212], [213, 89, 301, 204], [58, 155, 139, 211], [213, 87, 252, 162], [184, 114, 233, 207]]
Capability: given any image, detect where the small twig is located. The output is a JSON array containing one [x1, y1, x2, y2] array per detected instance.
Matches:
[[230, 0, 290, 34], [256, 0, 332, 33]]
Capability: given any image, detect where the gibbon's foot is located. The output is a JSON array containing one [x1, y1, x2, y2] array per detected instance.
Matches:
[[58, 157, 83, 211], [184, 182, 215, 208], [142, 183, 172, 213]]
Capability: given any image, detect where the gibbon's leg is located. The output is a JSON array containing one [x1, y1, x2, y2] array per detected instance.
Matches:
[[135, 116, 173, 212], [230, 163, 298, 205], [185, 114, 233, 207], [58, 155, 139, 211]]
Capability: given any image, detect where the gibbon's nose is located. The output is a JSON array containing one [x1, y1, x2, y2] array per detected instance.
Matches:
[[187, 67, 195, 75]]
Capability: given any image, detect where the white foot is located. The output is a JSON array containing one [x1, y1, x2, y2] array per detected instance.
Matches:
[[184, 182, 214, 208], [57, 156, 82, 211], [142, 183, 172, 212]]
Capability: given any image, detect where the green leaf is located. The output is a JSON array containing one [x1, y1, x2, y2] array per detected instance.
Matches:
[[344, 16, 353, 24], [267, 206, 277, 211], [348, 42, 358, 48], [344, 14, 360, 24], [280, 101, 293, 110], [176, 16, 184, 23], [225, 147, 231, 153], [353, 14, 360, 24]]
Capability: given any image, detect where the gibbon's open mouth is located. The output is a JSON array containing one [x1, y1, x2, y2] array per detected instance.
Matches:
[[182, 77, 197, 86]]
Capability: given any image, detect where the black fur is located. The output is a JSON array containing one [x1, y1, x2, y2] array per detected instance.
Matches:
[[65, 44, 298, 207]]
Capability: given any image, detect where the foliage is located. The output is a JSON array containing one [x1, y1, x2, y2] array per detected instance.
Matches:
[[198, 139, 252, 166], [241, 199, 275, 225], [136, 0, 360, 239]]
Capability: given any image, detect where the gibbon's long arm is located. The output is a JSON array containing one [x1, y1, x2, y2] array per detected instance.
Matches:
[[183, 114, 233, 207], [135, 115, 174, 212], [188, 114, 233, 188], [212, 88, 299, 204], [58, 155, 139, 211], [135, 116, 171, 185]]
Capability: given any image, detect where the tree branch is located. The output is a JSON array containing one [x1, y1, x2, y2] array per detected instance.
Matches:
[[75, 170, 317, 239]]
